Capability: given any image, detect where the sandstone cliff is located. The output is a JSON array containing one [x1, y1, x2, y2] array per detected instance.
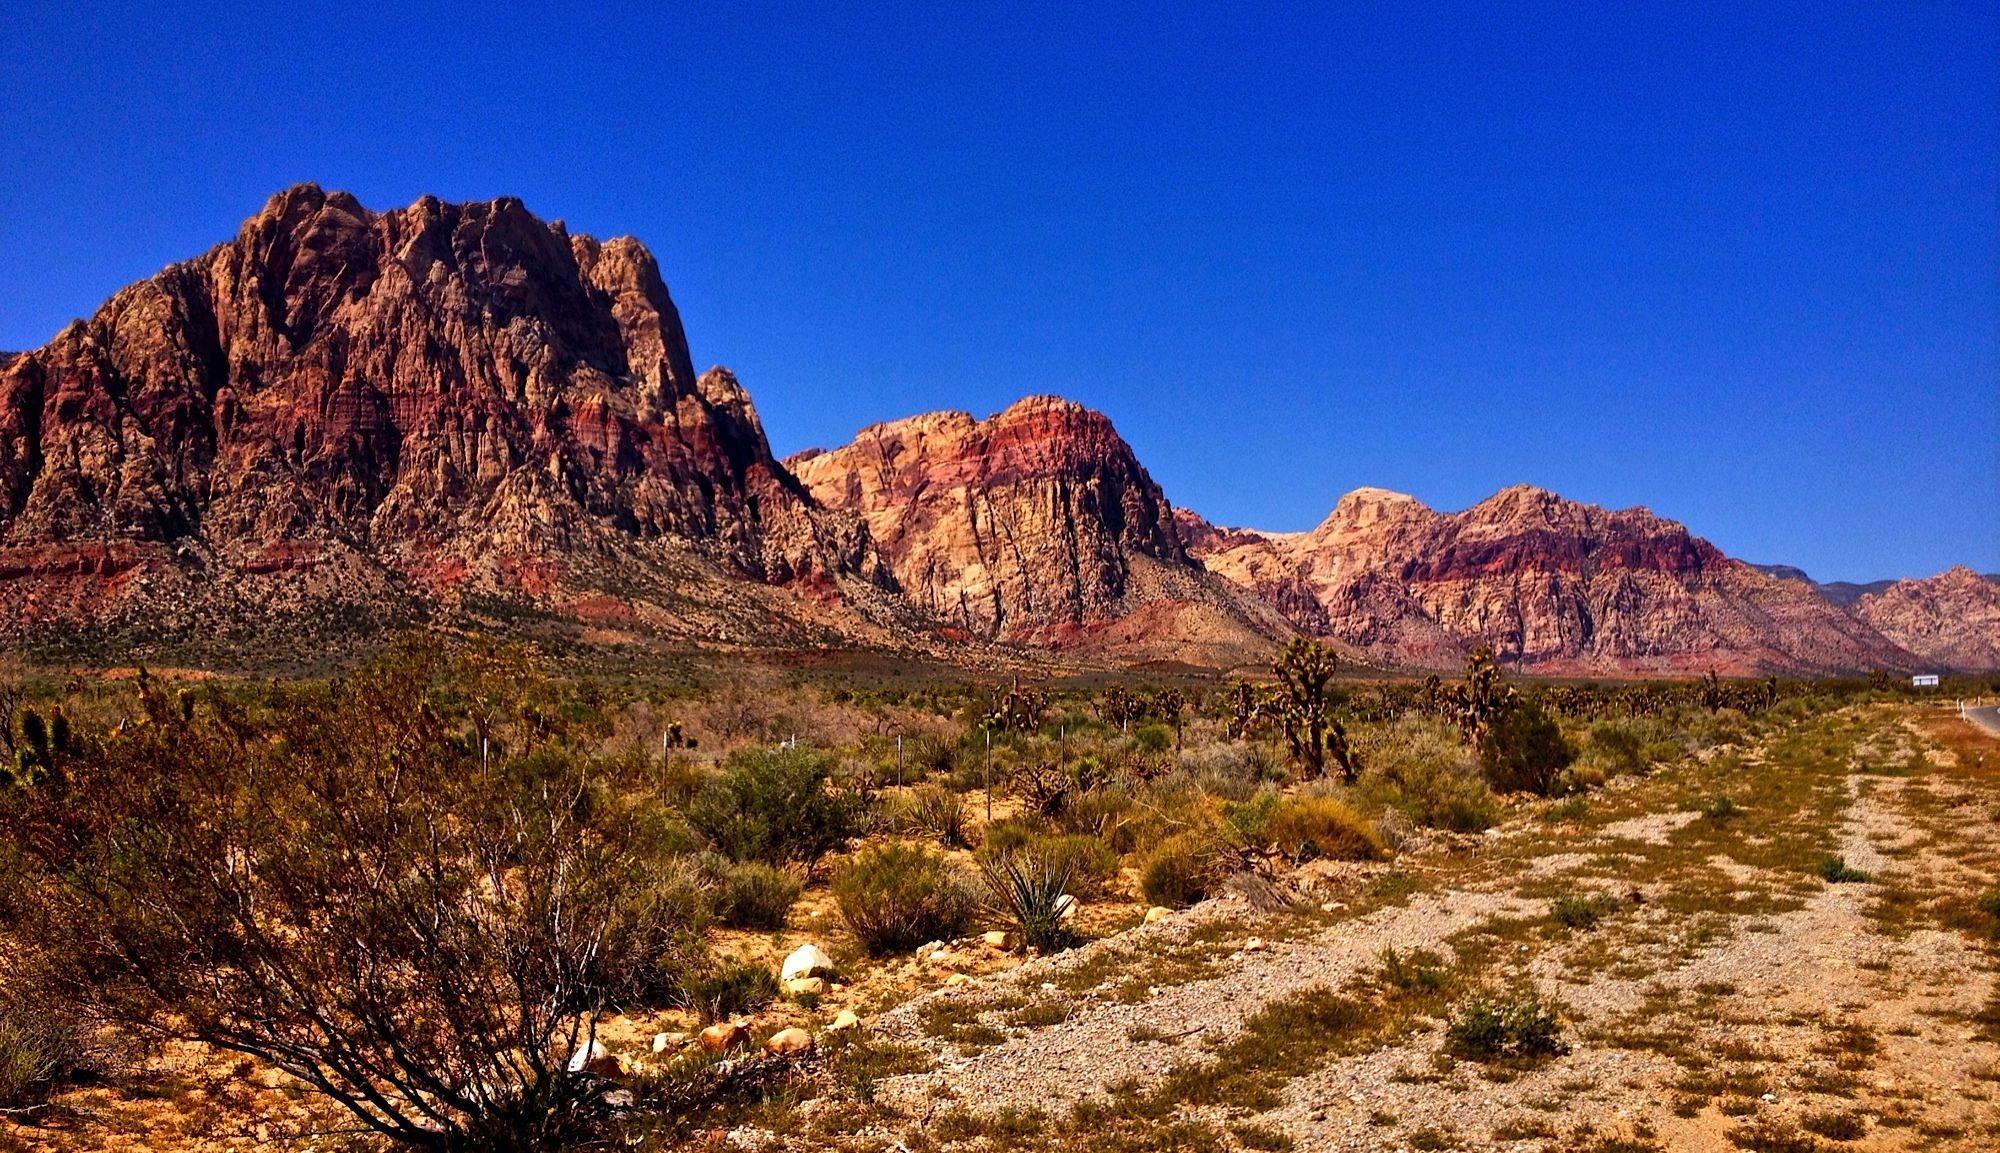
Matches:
[[788, 398, 1282, 665], [1851, 567, 2000, 672], [0, 185, 886, 658], [1185, 485, 1920, 676]]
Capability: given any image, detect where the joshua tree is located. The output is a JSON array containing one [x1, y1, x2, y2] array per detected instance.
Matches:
[[1447, 645, 1515, 748], [1270, 637, 1351, 780], [1223, 681, 1260, 739]]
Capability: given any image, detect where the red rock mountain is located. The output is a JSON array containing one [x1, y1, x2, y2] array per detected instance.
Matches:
[[1183, 485, 1923, 676], [1851, 567, 2000, 672], [786, 399, 1282, 665], [0, 185, 886, 656]]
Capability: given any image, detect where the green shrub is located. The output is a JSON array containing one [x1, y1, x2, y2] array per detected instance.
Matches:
[[1816, 855, 1870, 884], [1130, 724, 1173, 754], [678, 959, 778, 1023], [979, 814, 1053, 855], [1140, 832, 1220, 908], [1551, 891, 1615, 931], [707, 858, 802, 930], [0, 1001, 111, 1110], [980, 849, 1082, 952], [979, 831, 1118, 898], [1444, 991, 1567, 1062], [1375, 947, 1455, 998], [1478, 700, 1577, 796], [833, 843, 976, 956], [687, 746, 860, 865], [1256, 794, 1385, 862], [1587, 722, 1648, 777], [1053, 786, 1135, 840], [601, 857, 713, 1006], [893, 784, 968, 848], [1699, 795, 1742, 821], [1357, 720, 1497, 831], [1977, 887, 2000, 930]]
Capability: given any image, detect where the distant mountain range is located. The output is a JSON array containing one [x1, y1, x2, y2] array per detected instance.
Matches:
[[2, 187, 1992, 675]]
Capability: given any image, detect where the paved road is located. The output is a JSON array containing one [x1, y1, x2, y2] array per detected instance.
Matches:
[[1964, 704, 2000, 738]]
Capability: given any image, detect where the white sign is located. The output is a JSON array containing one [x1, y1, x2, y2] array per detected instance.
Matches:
[[1912, 674, 1940, 688]]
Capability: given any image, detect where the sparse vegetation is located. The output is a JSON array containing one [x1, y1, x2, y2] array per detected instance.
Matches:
[[832, 842, 976, 955]]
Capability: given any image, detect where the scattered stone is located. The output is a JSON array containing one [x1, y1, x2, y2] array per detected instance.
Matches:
[[651, 1031, 691, 1054], [983, 929, 1016, 949], [699, 1021, 750, 1052], [782, 944, 837, 982], [1054, 894, 1079, 921], [566, 1039, 625, 1078], [765, 1027, 815, 1056], [786, 976, 829, 996], [1244, 937, 1264, 953], [829, 1009, 861, 1031], [1144, 906, 1172, 923], [946, 973, 974, 986]]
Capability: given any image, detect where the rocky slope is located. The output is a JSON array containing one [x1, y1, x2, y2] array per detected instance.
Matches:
[[1852, 567, 2000, 672], [787, 398, 1283, 665], [0, 185, 893, 659], [1185, 485, 1922, 676]]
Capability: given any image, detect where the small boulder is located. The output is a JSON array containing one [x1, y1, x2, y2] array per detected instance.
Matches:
[[699, 1021, 750, 1052], [1144, 906, 1172, 924], [945, 973, 973, 987], [651, 1031, 691, 1054], [782, 944, 837, 983], [1054, 894, 1079, 921], [566, 1039, 625, 1079], [764, 1027, 815, 1056], [982, 930, 1015, 950], [828, 1009, 861, 1032], [786, 976, 828, 997], [1244, 937, 1264, 953]]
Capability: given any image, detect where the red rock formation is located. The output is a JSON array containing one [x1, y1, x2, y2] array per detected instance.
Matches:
[[788, 398, 1281, 664], [1851, 567, 2000, 672], [1187, 485, 1920, 676], [0, 186, 881, 654]]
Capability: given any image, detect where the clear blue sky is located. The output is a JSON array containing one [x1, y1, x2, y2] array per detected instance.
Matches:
[[3, 2, 1994, 582]]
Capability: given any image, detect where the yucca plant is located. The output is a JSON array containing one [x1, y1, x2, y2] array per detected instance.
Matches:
[[979, 848, 1080, 953]]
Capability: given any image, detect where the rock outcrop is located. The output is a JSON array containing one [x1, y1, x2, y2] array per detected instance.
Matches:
[[1851, 567, 2000, 672], [788, 398, 1282, 664], [1187, 485, 1921, 676], [0, 185, 885, 657]]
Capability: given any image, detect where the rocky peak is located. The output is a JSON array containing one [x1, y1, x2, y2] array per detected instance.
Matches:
[[0, 187, 879, 650], [1852, 566, 2000, 671], [788, 398, 1198, 643]]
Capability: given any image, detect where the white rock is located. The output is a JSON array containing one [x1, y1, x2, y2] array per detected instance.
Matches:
[[782, 944, 837, 982], [828, 1009, 861, 1031], [786, 976, 828, 997], [1054, 894, 1079, 921], [1244, 937, 1264, 952], [1144, 905, 1172, 923]]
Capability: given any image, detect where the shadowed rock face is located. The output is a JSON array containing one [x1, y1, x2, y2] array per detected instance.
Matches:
[[1853, 567, 2000, 672], [788, 398, 1212, 645], [1186, 485, 1923, 676], [0, 186, 879, 649]]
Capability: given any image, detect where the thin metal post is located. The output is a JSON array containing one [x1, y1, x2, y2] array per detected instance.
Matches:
[[984, 727, 993, 822]]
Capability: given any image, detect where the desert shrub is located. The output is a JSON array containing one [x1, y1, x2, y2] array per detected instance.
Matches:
[[0, 993, 121, 1109], [687, 746, 860, 865], [1699, 795, 1742, 821], [978, 831, 1119, 898], [0, 638, 665, 1149], [980, 848, 1081, 952], [678, 959, 778, 1023], [1445, 991, 1567, 1062], [1551, 891, 1616, 931], [1977, 888, 2000, 930], [980, 813, 1054, 855], [706, 858, 803, 930], [1479, 700, 1577, 796], [1175, 741, 1283, 800], [603, 857, 714, 1006], [1255, 794, 1385, 862], [833, 843, 976, 956], [1130, 724, 1174, 754], [1375, 947, 1455, 998], [1140, 832, 1222, 908], [892, 784, 969, 848], [1357, 720, 1497, 832], [1816, 855, 1870, 884], [1053, 785, 1135, 840], [1586, 722, 1647, 777]]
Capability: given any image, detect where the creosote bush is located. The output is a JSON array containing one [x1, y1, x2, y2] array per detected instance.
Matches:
[[678, 960, 779, 1023], [1141, 832, 1221, 908], [1479, 699, 1578, 796], [1445, 991, 1568, 1062], [1254, 793, 1385, 862], [703, 856, 803, 931], [833, 843, 976, 956], [0, 638, 673, 1150], [1357, 720, 1496, 832], [688, 746, 860, 865]]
